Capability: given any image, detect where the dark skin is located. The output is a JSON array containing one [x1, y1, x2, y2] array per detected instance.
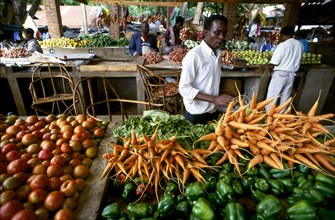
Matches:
[[133, 22, 150, 57], [195, 19, 234, 106]]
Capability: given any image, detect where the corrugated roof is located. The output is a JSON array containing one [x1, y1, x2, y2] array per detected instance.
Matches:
[[299, 0, 335, 25]]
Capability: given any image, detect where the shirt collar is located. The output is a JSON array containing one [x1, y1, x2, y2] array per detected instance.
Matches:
[[200, 40, 221, 57]]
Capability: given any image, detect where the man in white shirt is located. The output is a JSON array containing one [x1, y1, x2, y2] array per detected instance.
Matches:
[[179, 15, 234, 124], [265, 26, 304, 111]]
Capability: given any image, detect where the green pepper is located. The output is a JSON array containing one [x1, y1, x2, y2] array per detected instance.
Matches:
[[206, 153, 221, 166], [314, 181, 335, 198], [215, 190, 229, 205], [157, 193, 175, 217], [240, 176, 255, 190], [221, 163, 233, 173], [127, 203, 150, 219], [296, 164, 310, 174], [231, 180, 244, 195], [101, 202, 121, 219], [219, 172, 233, 184], [192, 198, 215, 220], [140, 218, 158, 220], [278, 177, 294, 193], [164, 182, 178, 196], [292, 187, 324, 205], [224, 202, 245, 220], [296, 176, 313, 189], [176, 200, 190, 218], [286, 196, 298, 206], [270, 163, 290, 178], [259, 166, 271, 180], [204, 175, 217, 193], [256, 195, 281, 220], [246, 167, 259, 176], [293, 171, 304, 179], [122, 182, 136, 203], [185, 182, 206, 201], [268, 179, 284, 197], [254, 178, 269, 192], [292, 187, 305, 198], [250, 185, 266, 202], [315, 173, 335, 186], [134, 176, 149, 184], [176, 194, 186, 203], [286, 200, 317, 220], [216, 179, 234, 200]]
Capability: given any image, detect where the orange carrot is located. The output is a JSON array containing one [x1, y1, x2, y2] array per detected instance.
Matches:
[[294, 153, 322, 171], [249, 114, 267, 125], [274, 97, 292, 113], [194, 149, 212, 155], [246, 140, 260, 155], [230, 138, 249, 148], [175, 142, 190, 156], [207, 140, 218, 151], [305, 152, 321, 168], [229, 121, 263, 131], [217, 135, 226, 149], [175, 154, 185, 170], [224, 101, 235, 125], [256, 97, 275, 111], [263, 155, 281, 169], [308, 94, 320, 117], [216, 116, 224, 136], [246, 154, 263, 172], [257, 141, 276, 152], [311, 122, 330, 134], [190, 150, 207, 165], [196, 133, 217, 142], [308, 113, 335, 123], [182, 167, 190, 185], [225, 126, 233, 140], [215, 152, 228, 166], [267, 102, 277, 116], [314, 153, 335, 172], [269, 152, 284, 170], [150, 124, 160, 141], [250, 92, 257, 109]]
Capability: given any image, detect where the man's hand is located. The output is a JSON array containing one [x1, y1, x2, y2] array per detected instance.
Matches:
[[213, 94, 235, 107]]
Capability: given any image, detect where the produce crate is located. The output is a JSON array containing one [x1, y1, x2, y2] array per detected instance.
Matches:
[[233, 58, 247, 67]]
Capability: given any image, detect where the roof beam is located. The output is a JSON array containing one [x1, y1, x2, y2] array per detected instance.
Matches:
[[90, 0, 183, 7], [175, 0, 307, 3]]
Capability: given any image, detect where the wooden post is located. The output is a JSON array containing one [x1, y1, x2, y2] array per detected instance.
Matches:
[[81, 3, 88, 35], [44, 0, 63, 38], [281, 3, 300, 28], [224, 3, 238, 40]]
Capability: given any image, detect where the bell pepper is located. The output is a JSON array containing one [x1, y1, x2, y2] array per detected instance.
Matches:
[[204, 175, 217, 193], [127, 203, 150, 219], [254, 178, 269, 192], [286, 200, 316, 220], [256, 195, 281, 220], [291, 187, 324, 205], [240, 176, 255, 190], [296, 175, 313, 190], [185, 182, 206, 202], [293, 171, 304, 179], [157, 193, 175, 217], [206, 153, 221, 166], [296, 164, 310, 174], [270, 163, 290, 179], [192, 198, 215, 220], [122, 182, 136, 203], [250, 185, 266, 202], [176, 200, 191, 218], [216, 179, 234, 200], [314, 181, 335, 198], [219, 172, 233, 184], [221, 163, 233, 174], [268, 179, 284, 197], [176, 194, 186, 203], [246, 167, 259, 177], [315, 173, 335, 186], [224, 202, 245, 220], [278, 178, 294, 193], [164, 182, 178, 196], [231, 179, 244, 195], [101, 202, 121, 219], [318, 207, 335, 220], [215, 190, 229, 205], [234, 164, 245, 174], [259, 166, 271, 180]]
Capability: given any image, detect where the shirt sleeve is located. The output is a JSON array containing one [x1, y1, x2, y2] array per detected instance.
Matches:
[[270, 43, 284, 66], [128, 34, 137, 56], [178, 51, 200, 101]]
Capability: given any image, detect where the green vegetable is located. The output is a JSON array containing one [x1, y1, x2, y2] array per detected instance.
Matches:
[[269, 163, 290, 178], [221, 163, 233, 174], [215, 190, 229, 205], [246, 166, 259, 176], [157, 193, 175, 217], [250, 185, 266, 202], [254, 178, 269, 192], [192, 198, 215, 220], [259, 166, 271, 180], [268, 179, 284, 197], [231, 180, 244, 195], [101, 203, 121, 219], [176, 200, 190, 218], [204, 175, 217, 193], [278, 177, 294, 193], [122, 182, 136, 203], [216, 179, 234, 200], [127, 203, 150, 219], [219, 172, 233, 184], [240, 176, 255, 190], [296, 164, 310, 174], [318, 207, 335, 220], [314, 181, 335, 198], [164, 182, 178, 196], [296, 175, 313, 189], [286, 200, 316, 220], [224, 202, 245, 220], [186, 182, 206, 201], [315, 173, 335, 186], [292, 187, 324, 204], [256, 195, 281, 220]]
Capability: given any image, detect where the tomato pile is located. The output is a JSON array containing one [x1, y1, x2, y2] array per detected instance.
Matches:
[[0, 114, 108, 220]]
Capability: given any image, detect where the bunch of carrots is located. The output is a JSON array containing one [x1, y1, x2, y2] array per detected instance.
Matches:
[[101, 127, 217, 202], [195, 92, 335, 177]]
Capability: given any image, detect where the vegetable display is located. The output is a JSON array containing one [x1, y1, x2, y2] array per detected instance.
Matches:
[[0, 47, 31, 58], [143, 50, 164, 64], [168, 48, 189, 63]]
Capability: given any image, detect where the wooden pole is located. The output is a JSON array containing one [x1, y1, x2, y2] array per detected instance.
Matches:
[[81, 3, 89, 35]]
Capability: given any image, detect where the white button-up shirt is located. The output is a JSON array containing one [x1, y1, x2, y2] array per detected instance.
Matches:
[[270, 38, 304, 72], [179, 41, 222, 114]]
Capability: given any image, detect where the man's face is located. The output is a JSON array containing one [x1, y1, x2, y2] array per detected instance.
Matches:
[[204, 20, 227, 50], [141, 23, 149, 35], [175, 22, 183, 31]]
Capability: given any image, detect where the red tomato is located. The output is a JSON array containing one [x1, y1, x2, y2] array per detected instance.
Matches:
[[44, 191, 64, 211], [54, 208, 75, 220], [12, 209, 38, 220], [0, 200, 23, 220]]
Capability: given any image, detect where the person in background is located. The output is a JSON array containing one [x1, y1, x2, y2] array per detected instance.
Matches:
[[261, 38, 273, 52], [179, 14, 234, 125], [161, 16, 184, 55], [21, 28, 43, 53], [128, 21, 159, 57], [296, 31, 309, 53], [265, 26, 304, 112]]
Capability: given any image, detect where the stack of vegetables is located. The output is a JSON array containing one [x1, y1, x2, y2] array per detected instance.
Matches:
[[101, 94, 335, 219]]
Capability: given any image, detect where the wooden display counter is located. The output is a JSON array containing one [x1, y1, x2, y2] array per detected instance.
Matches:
[[1, 58, 334, 116]]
